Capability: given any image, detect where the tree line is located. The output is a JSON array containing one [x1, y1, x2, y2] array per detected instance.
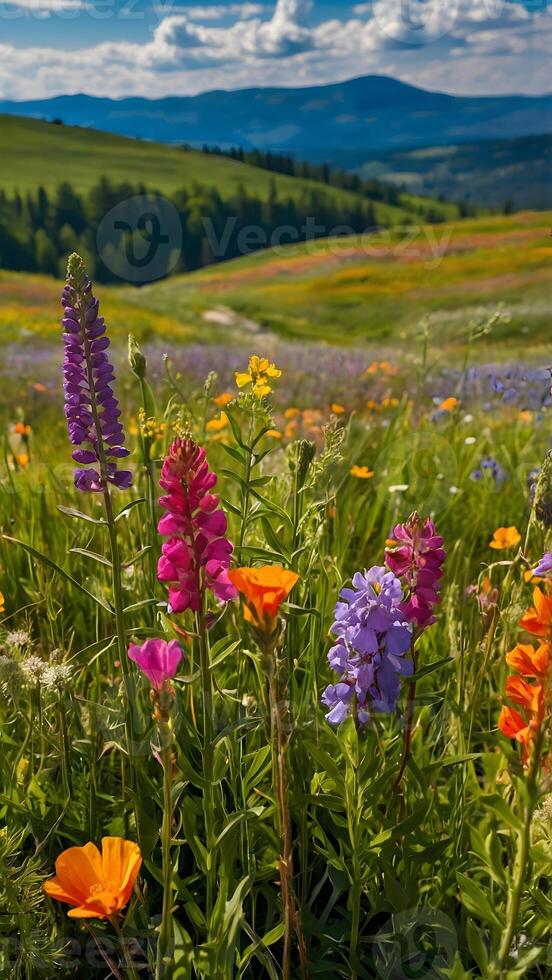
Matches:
[[0, 176, 388, 283]]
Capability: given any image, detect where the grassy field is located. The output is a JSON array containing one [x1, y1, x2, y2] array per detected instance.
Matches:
[[0, 115, 456, 226], [1, 259, 552, 976]]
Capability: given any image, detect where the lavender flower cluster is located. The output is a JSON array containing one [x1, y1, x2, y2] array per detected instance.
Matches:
[[61, 254, 131, 492], [322, 567, 413, 724], [322, 514, 445, 726]]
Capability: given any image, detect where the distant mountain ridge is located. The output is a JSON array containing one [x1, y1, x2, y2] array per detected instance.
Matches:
[[1, 75, 551, 160]]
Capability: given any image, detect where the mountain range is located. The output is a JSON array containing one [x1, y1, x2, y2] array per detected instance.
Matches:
[[1, 75, 550, 159]]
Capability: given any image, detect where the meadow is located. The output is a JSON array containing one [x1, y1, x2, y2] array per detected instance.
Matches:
[[0, 230, 551, 980]]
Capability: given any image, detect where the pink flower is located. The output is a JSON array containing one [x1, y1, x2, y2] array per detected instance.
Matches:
[[157, 438, 237, 614], [128, 639, 183, 689], [385, 513, 445, 627]]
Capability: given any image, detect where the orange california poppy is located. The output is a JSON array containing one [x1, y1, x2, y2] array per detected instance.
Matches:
[[43, 837, 142, 919], [519, 588, 552, 637], [498, 705, 534, 760], [228, 565, 299, 632], [488, 526, 521, 550], [506, 641, 550, 677]]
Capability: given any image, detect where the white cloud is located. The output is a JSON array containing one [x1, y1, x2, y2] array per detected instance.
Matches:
[[184, 3, 265, 20], [1, 0, 87, 12], [0, 0, 551, 99]]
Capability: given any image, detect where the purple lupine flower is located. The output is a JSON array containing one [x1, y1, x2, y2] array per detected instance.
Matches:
[[532, 552, 552, 577], [61, 254, 132, 493], [322, 566, 413, 725], [385, 513, 445, 628]]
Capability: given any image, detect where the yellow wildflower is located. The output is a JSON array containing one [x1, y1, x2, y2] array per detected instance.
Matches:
[[330, 403, 346, 414], [235, 355, 282, 398], [266, 429, 282, 440], [350, 465, 374, 479], [0, 592, 5, 614]]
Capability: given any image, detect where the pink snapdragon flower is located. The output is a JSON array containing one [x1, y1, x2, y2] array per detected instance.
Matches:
[[157, 438, 237, 614], [128, 638, 183, 690], [385, 512, 445, 627]]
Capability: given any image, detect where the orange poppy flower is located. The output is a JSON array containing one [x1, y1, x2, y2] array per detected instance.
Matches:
[[506, 641, 550, 677], [228, 566, 299, 632], [43, 837, 142, 919], [519, 588, 552, 637], [488, 526, 521, 550]]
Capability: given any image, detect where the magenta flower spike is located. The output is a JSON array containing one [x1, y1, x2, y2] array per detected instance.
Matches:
[[128, 638, 183, 690], [61, 253, 132, 493], [157, 438, 237, 614], [385, 512, 445, 627]]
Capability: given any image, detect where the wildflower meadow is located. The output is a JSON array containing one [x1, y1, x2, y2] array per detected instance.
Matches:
[[1, 252, 551, 980]]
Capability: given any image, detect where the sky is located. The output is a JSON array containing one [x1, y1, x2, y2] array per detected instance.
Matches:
[[0, 0, 550, 100]]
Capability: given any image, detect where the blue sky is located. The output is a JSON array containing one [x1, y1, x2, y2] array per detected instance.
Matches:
[[0, 0, 550, 99]]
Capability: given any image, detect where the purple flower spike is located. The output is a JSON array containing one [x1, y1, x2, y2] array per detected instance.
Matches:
[[61, 254, 132, 493], [321, 565, 413, 725]]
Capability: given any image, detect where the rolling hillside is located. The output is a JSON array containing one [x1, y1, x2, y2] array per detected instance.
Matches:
[[0, 114, 456, 226], [124, 211, 552, 348], [2, 212, 549, 354]]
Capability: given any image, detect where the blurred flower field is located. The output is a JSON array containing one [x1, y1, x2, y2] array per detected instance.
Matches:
[[0, 255, 551, 979]]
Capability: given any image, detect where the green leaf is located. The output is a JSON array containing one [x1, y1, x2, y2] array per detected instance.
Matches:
[[481, 794, 523, 831], [69, 547, 112, 568], [122, 544, 152, 568], [210, 638, 241, 669], [2, 534, 114, 614], [456, 872, 503, 929], [214, 807, 264, 850], [411, 656, 453, 681], [115, 497, 147, 521], [57, 504, 107, 526], [466, 919, 489, 974], [261, 517, 291, 561]]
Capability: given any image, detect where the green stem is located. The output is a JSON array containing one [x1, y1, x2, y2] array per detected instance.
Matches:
[[266, 645, 308, 980], [490, 729, 544, 977], [110, 917, 140, 980], [196, 605, 216, 921], [138, 379, 159, 623], [238, 416, 255, 561], [156, 715, 175, 979], [348, 725, 361, 980]]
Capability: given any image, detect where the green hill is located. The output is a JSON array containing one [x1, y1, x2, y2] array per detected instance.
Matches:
[[0, 114, 455, 225], [126, 211, 552, 349]]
